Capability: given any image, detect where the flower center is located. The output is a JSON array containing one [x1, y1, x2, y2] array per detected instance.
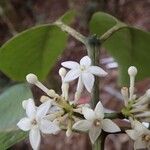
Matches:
[[80, 65, 86, 71], [94, 119, 101, 127], [142, 134, 150, 142], [31, 119, 37, 126]]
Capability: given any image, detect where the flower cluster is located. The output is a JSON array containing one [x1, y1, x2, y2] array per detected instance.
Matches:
[[121, 66, 150, 122], [17, 56, 119, 149], [17, 56, 150, 150], [126, 119, 150, 149], [121, 66, 150, 149]]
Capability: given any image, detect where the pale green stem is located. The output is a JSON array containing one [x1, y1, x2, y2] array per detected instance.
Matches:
[[92, 138, 101, 150], [92, 134, 106, 150], [100, 22, 127, 42], [54, 20, 87, 44], [87, 35, 104, 150], [86, 35, 100, 108]]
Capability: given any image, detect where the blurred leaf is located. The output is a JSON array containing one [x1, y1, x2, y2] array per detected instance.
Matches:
[[0, 84, 33, 149], [59, 9, 76, 24], [0, 25, 68, 81], [89, 12, 150, 85], [0, 131, 27, 150]]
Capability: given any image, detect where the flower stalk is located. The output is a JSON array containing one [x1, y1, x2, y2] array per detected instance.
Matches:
[[87, 35, 104, 150], [92, 134, 106, 150], [87, 35, 101, 108]]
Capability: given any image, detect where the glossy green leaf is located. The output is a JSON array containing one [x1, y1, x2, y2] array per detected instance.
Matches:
[[0, 84, 33, 149], [0, 25, 68, 81], [89, 12, 150, 85]]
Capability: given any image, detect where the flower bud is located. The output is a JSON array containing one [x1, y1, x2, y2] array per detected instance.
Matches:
[[66, 128, 72, 137], [26, 73, 38, 84], [146, 89, 150, 98], [22, 98, 33, 109], [22, 100, 28, 109], [48, 89, 58, 98], [128, 66, 137, 76], [121, 87, 129, 106], [40, 96, 50, 103], [59, 67, 67, 78]]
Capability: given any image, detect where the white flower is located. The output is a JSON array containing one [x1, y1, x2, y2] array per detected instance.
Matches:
[[17, 99, 60, 150], [126, 120, 150, 150], [72, 101, 120, 144], [61, 56, 107, 93]]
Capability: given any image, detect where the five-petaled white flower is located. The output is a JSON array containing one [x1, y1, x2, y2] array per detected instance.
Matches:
[[17, 99, 60, 150], [126, 120, 150, 150], [73, 101, 121, 144], [61, 56, 107, 92]]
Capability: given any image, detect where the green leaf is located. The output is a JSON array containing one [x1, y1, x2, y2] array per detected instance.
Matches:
[[0, 24, 68, 81], [59, 9, 76, 24], [89, 12, 150, 85], [0, 84, 33, 149], [0, 10, 76, 81]]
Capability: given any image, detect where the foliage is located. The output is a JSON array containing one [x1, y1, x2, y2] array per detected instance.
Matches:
[[0, 10, 75, 81], [89, 12, 150, 85], [0, 84, 33, 149]]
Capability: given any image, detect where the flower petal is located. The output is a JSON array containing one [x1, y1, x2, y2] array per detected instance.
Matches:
[[36, 100, 51, 120], [89, 126, 101, 144], [82, 72, 94, 92], [80, 56, 91, 66], [29, 128, 41, 150], [94, 101, 104, 119], [64, 69, 80, 82], [88, 66, 107, 77], [17, 117, 31, 131], [134, 120, 148, 134], [126, 130, 139, 140], [61, 61, 79, 69], [26, 99, 36, 119], [102, 119, 121, 133], [134, 137, 147, 149], [82, 107, 95, 121], [73, 120, 92, 132], [40, 119, 60, 134]]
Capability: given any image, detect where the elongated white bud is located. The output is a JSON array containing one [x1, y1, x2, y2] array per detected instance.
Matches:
[[59, 68, 69, 100], [59, 67, 67, 78], [48, 89, 58, 98], [26, 73, 50, 95], [121, 87, 129, 106], [146, 89, 150, 98], [135, 111, 150, 118], [128, 66, 137, 77], [66, 119, 72, 137], [40, 95, 51, 103], [66, 128, 72, 137], [22, 98, 33, 109], [62, 83, 69, 100], [128, 66, 137, 100], [133, 90, 150, 107], [26, 73, 38, 84], [131, 104, 148, 113], [74, 77, 83, 103]]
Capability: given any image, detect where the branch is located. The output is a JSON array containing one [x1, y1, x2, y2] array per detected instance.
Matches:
[[54, 20, 87, 45], [100, 22, 127, 42], [86, 35, 101, 108]]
